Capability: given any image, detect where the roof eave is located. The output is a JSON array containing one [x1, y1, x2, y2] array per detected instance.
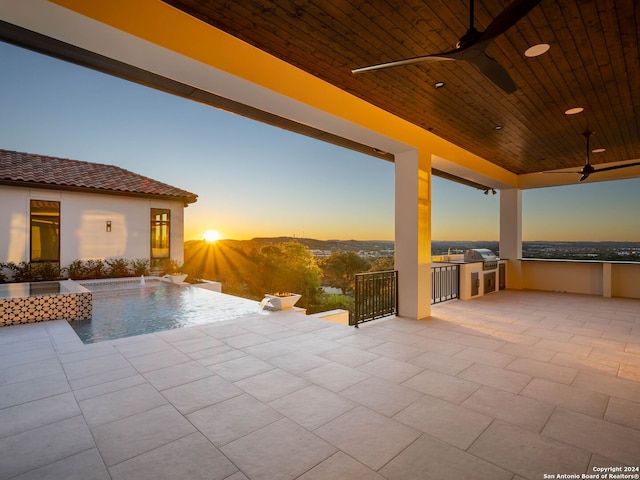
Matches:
[[0, 180, 198, 205]]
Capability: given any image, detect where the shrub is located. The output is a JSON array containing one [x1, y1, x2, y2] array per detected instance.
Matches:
[[3, 261, 33, 282], [31, 262, 64, 281], [0, 263, 8, 283], [84, 259, 107, 279], [67, 260, 86, 280], [106, 258, 131, 278], [131, 258, 150, 276]]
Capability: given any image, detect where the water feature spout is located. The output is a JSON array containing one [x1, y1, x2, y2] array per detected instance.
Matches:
[[140, 275, 145, 285]]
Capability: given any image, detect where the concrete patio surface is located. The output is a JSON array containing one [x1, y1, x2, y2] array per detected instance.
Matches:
[[1, 290, 639, 479]]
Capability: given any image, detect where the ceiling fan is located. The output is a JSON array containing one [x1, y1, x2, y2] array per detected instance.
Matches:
[[546, 130, 640, 182], [351, 0, 542, 93]]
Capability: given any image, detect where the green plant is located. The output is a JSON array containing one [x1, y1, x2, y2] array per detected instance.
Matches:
[[106, 258, 131, 278], [161, 259, 183, 275], [67, 259, 86, 279], [4, 261, 33, 282], [31, 262, 64, 281], [0, 263, 8, 283], [131, 258, 150, 276], [84, 259, 107, 279]]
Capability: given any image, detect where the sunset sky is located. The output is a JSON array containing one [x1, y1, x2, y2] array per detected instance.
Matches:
[[1, 42, 638, 242]]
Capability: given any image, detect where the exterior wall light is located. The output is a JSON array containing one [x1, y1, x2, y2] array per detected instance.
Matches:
[[106, 220, 112, 232]]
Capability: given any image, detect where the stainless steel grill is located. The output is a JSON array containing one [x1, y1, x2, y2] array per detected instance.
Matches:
[[464, 248, 498, 270]]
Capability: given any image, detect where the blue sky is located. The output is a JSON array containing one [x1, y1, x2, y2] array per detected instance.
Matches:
[[1, 42, 638, 242]]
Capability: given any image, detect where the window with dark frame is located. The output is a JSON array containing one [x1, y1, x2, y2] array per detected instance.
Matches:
[[150, 208, 170, 270], [30, 200, 60, 262]]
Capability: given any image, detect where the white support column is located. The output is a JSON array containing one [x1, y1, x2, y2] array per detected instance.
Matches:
[[499, 188, 524, 289], [395, 148, 431, 320]]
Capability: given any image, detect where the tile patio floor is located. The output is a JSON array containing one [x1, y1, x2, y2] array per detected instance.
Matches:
[[1, 290, 639, 480]]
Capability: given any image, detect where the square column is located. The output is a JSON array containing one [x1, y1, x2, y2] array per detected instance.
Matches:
[[499, 188, 523, 289], [395, 149, 431, 320]]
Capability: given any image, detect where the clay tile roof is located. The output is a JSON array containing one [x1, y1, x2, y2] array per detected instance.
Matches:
[[0, 149, 197, 204]]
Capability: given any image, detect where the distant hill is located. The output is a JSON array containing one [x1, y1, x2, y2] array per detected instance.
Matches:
[[186, 237, 395, 254], [185, 238, 639, 261]]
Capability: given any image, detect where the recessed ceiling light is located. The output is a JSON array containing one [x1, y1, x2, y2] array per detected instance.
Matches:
[[524, 43, 550, 57], [564, 107, 584, 115], [434, 81, 445, 89], [592, 148, 606, 153], [494, 125, 503, 130]]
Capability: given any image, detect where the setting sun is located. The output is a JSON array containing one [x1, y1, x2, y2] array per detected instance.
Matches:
[[203, 229, 222, 242]]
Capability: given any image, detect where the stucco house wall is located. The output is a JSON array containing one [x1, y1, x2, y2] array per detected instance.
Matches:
[[0, 185, 186, 267]]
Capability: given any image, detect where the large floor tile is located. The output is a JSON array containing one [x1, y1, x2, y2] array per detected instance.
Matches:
[[207, 355, 274, 382], [187, 394, 282, 446], [72, 373, 148, 402], [454, 346, 516, 367], [0, 416, 95, 479], [233, 368, 309, 402], [243, 340, 297, 360], [341, 376, 423, 417], [221, 418, 336, 480], [457, 362, 532, 393], [126, 348, 191, 373], [298, 451, 385, 480], [0, 373, 70, 409], [62, 353, 131, 380], [573, 370, 640, 402], [367, 341, 424, 361], [167, 336, 224, 354], [301, 362, 370, 392], [315, 406, 420, 470], [357, 356, 423, 383], [92, 404, 196, 467], [268, 350, 329, 374], [10, 448, 109, 480], [394, 395, 492, 449], [0, 357, 64, 385], [520, 378, 609, 417], [161, 374, 243, 414], [109, 432, 237, 480], [269, 385, 355, 430], [461, 385, 555, 432], [143, 360, 213, 390], [408, 350, 473, 375], [468, 420, 591, 479], [0, 391, 81, 439], [380, 433, 512, 480], [78, 383, 168, 427], [605, 396, 640, 431], [507, 357, 578, 384], [320, 345, 379, 367], [402, 369, 480, 404], [542, 408, 640, 465]]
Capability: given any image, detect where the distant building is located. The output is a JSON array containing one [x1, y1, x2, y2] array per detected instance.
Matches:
[[0, 149, 197, 271]]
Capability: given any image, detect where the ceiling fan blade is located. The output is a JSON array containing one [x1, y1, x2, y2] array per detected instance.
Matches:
[[579, 172, 591, 182], [478, 0, 543, 44], [352, 51, 457, 74], [592, 161, 640, 174], [466, 52, 517, 93]]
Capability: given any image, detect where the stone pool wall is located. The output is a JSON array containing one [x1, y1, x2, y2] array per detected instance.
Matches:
[[0, 281, 92, 327]]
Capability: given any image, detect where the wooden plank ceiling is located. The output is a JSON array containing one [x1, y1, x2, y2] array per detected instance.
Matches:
[[163, 0, 639, 176]]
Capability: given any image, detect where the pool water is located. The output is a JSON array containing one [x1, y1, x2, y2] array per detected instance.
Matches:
[[70, 282, 262, 343], [0, 281, 68, 299]]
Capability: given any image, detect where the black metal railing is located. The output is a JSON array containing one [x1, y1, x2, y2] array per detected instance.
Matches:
[[352, 270, 398, 327], [431, 264, 459, 304]]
